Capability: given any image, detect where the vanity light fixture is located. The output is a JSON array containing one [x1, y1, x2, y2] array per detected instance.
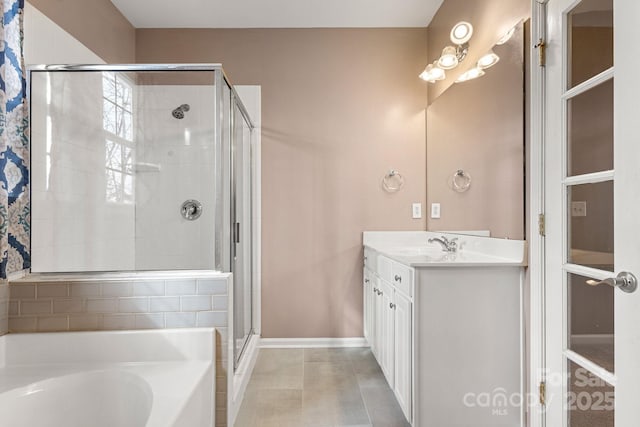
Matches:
[[438, 46, 459, 70], [419, 21, 474, 83], [477, 51, 500, 69], [450, 21, 474, 45], [455, 50, 499, 83], [455, 67, 485, 83], [419, 63, 446, 83]]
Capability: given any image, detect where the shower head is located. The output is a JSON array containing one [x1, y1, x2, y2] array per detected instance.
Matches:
[[172, 104, 190, 119]]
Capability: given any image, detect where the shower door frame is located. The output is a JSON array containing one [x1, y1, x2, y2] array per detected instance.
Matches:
[[27, 63, 256, 274], [228, 84, 256, 370]]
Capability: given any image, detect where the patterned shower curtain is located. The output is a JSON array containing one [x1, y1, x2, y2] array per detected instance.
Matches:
[[0, 0, 30, 279]]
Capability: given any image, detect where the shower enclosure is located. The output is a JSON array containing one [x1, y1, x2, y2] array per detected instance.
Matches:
[[28, 64, 256, 369]]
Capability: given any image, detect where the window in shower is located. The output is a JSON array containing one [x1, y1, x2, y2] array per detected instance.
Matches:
[[102, 73, 134, 204]]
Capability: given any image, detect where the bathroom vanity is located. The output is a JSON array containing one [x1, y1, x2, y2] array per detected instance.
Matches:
[[363, 231, 527, 427]]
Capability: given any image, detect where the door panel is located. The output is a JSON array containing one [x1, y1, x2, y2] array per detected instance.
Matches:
[[364, 270, 372, 343], [567, 361, 614, 427], [380, 280, 395, 386], [393, 292, 412, 421], [567, 79, 613, 177], [567, 181, 614, 270], [373, 277, 383, 361], [545, 0, 640, 425]]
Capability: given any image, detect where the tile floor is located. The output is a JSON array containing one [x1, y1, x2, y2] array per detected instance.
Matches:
[[234, 347, 411, 427]]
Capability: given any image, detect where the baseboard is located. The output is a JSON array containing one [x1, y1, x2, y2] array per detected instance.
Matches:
[[260, 337, 368, 348], [571, 334, 614, 346]]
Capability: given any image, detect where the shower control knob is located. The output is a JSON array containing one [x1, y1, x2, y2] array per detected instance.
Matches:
[[181, 200, 203, 221]]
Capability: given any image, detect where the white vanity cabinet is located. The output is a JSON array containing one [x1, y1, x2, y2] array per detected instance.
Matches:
[[363, 231, 527, 427], [363, 253, 414, 423]]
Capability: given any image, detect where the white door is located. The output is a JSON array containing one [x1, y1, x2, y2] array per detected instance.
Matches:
[[544, 0, 640, 425]]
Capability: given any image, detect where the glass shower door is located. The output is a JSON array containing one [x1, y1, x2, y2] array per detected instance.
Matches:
[[232, 94, 253, 370]]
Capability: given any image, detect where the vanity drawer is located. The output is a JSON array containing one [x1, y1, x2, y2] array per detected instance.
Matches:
[[392, 262, 414, 298]]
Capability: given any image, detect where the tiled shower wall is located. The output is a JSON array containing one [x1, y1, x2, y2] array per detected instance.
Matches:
[[135, 85, 217, 270], [8, 275, 231, 426], [0, 281, 8, 335]]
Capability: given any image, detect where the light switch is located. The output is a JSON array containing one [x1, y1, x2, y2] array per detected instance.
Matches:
[[412, 203, 422, 219], [571, 201, 587, 217], [431, 203, 441, 219]]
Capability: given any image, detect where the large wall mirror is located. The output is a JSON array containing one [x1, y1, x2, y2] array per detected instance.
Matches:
[[426, 22, 526, 240]]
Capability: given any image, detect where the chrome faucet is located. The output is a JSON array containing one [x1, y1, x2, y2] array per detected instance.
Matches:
[[428, 236, 459, 253]]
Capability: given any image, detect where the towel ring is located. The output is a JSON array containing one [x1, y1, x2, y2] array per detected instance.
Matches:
[[452, 169, 471, 192], [382, 170, 404, 193]]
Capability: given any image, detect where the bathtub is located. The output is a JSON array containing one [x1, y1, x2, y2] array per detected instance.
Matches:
[[0, 328, 216, 427]]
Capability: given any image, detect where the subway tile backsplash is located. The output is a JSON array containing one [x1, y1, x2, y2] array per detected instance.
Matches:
[[9, 277, 229, 333]]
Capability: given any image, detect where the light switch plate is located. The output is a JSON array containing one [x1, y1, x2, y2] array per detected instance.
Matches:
[[412, 203, 422, 219], [431, 203, 441, 219], [571, 201, 587, 217]]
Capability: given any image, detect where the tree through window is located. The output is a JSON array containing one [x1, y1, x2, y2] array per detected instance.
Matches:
[[102, 72, 134, 203]]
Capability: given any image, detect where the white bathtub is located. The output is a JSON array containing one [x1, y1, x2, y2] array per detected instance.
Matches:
[[0, 328, 216, 427]]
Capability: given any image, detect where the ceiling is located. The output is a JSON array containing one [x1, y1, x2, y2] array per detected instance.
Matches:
[[110, 0, 444, 29]]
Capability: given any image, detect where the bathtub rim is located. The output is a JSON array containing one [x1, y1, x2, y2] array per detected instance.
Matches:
[[10, 270, 231, 283]]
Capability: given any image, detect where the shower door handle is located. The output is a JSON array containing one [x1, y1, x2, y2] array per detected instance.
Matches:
[[234, 222, 241, 244]]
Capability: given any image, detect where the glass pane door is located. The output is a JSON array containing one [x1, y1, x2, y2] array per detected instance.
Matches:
[[232, 95, 254, 370], [562, 1, 614, 425]]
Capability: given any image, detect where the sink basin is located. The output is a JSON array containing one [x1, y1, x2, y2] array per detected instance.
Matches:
[[363, 232, 528, 267], [387, 247, 444, 257]]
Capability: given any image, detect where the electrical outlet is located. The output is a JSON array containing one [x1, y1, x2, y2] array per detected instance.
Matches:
[[412, 203, 422, 219], [571, 201, 587, 217], [431, 203, 441, 219]]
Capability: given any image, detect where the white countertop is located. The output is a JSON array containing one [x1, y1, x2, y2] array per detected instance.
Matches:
[[363, 231, 527, 268]]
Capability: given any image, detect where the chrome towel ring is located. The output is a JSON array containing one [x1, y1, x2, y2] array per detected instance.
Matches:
[[452, 169, 471, 192], [382, 170, 405, 193]]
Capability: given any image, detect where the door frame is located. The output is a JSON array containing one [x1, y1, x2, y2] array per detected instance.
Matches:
[[528, 0, 548, 426]]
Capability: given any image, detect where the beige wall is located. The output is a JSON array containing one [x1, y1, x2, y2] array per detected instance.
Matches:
[[427, 0, 529, 104], [136, 28, 429, 338], [27, 0, 135, 63], [426, 26, 524, 239]]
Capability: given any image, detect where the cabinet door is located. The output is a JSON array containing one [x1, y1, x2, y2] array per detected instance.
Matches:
[[373, 277, 383, 361], [393, 292, 412, 422], [380, 280, 395, 386], [363, 269, 372, 344]]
